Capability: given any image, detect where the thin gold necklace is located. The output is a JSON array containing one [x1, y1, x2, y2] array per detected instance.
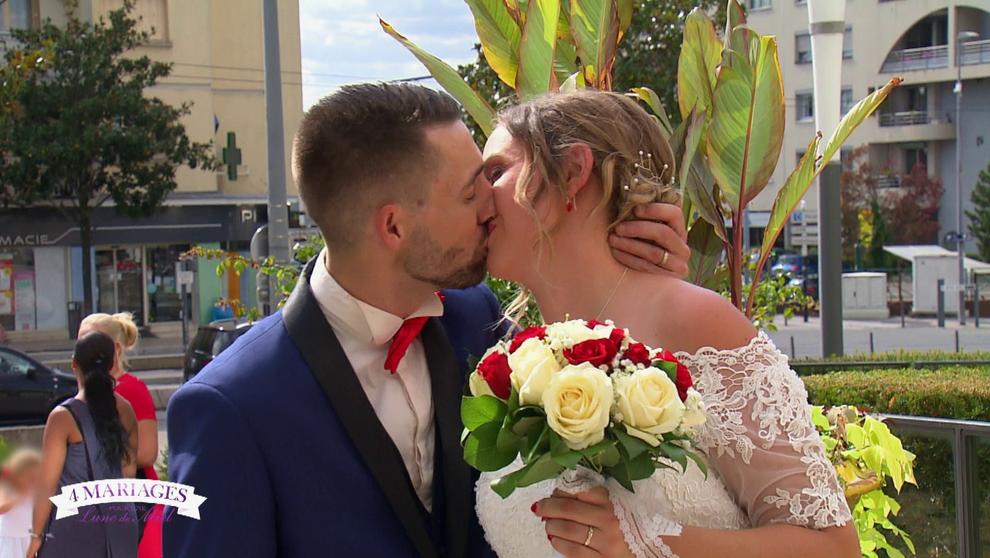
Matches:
[[595, 268, 628, 321]]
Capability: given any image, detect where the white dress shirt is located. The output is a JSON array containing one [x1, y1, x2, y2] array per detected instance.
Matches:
[[310, 249, 443, 511]]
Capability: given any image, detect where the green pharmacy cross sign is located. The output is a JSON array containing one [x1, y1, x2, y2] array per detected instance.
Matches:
[[222, 132, 242, 181]]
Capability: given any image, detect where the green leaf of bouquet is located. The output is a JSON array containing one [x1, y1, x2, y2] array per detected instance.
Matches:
[[511, 416, 544, 437], [608, 461, 634, 492], [550, 431, 584, 468], [614, 428, 651, 461], [626, 450, 655, 481], [462, 395, 507, 432], [496, 424, 523, 455], [683, 449, 708, 478], [464, 422, 517, 471], [491, 453, 564, 498], [523, 423, 551, 463], [660, 442, 689, 473]]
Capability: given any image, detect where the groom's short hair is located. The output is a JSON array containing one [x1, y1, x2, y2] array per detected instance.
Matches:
[[293, 82, 462, 250]]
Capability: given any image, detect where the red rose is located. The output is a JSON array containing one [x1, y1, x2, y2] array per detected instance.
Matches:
[[608, 327, 625, 346], [476, 352, 512, 399], [509, 326, 547, 353], [624, 342, 652, 366], [657, 349, 693, 401], [564, 338, 619, 368], [585, 320, 605, 328]]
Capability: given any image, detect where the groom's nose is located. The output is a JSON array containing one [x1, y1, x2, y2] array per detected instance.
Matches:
[[478, 184, 496, 225]]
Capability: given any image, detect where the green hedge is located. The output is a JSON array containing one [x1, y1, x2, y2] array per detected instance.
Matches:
[[803, 367, 990, 421]]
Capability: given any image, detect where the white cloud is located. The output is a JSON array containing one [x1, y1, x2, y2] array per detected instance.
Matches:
[[298, 0, 476, 108]]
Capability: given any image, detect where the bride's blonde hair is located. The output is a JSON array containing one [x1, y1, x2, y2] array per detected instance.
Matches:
[[496, 90, 681, 323]]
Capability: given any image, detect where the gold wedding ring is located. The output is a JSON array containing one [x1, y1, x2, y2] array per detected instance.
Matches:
[[583, 525, 595, 547], [660, 249, 670, 268]]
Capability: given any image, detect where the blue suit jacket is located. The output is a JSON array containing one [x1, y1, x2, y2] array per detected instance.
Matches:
[[165, 260, 506, 557]]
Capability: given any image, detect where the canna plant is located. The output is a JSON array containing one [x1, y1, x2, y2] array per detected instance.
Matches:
[[381, 0, 901, 320]]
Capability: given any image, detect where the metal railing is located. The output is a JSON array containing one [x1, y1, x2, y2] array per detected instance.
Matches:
[[878, 110, 931, 127], [881, 44, 949, 73], [881, 414, 990, 558], [960, 39, 990, 66]]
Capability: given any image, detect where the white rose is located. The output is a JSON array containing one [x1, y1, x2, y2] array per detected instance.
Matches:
[[508, 337, 561, 406], [546, 320, 608, 348], [680, 389, 707, 429], [614, 367, 686, 446], [542, 362, 613, 450]]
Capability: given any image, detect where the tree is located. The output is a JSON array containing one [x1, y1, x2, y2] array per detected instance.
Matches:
[[887, 163, 943, 246], [0, 1, 216, 314], [966, 161, 990, 262]]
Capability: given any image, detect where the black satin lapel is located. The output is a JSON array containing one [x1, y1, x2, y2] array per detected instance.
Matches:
[[421, 319, 473, 558], [282, 258, 437, 558]]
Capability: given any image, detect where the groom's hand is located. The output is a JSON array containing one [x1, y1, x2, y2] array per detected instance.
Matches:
[[609, 203, 690, 278]]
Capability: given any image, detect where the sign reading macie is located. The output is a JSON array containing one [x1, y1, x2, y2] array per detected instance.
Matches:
[[50, 479, 206, 520]]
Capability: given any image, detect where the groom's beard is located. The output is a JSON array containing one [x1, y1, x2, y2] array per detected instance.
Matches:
[[402, 224, 488, 290]]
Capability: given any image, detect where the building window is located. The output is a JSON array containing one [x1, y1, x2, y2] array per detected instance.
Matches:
[[96, 0, 169, 42], [843, 26, 853, 59], [0, 0, 35, 32], [747, 0, 772, 10], [796, 91, 814, 122], [841, 87, 854, 115], [796, 33, 812, 64]]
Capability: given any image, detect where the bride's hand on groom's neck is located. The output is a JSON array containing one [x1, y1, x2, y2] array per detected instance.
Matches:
[[608, 203, 690, 278]]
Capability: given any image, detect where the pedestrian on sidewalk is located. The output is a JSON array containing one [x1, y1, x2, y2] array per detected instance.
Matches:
[[78, 313, 162, 558]]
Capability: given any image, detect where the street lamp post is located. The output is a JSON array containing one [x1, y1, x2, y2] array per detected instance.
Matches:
[[808, 0, 846, 357], [956, 31, 979, 325]]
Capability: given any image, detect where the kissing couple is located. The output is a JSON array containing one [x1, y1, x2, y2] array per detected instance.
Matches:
[[164, 83, 858, 558]]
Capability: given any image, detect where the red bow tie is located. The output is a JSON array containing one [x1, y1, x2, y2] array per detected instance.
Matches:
[[383, 292, 444, 374]]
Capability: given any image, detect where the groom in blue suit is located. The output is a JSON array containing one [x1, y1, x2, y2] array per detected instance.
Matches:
[[165, 83, 688, 558]]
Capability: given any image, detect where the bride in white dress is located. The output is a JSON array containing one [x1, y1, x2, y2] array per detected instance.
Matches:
[[475, 90, 858, 557]]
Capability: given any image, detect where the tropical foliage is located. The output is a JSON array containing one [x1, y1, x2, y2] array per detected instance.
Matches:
[[381, 0, 901, 322]]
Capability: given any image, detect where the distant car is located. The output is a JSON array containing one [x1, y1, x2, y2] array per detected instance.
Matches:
[[183, 319, 254, 382], [0, 346, 78, 424], [771, 253, 804, 277]]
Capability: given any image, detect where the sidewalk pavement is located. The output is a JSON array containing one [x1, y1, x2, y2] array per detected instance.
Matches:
[[13, 331, 186, 360], [768, 315, 990, 359]]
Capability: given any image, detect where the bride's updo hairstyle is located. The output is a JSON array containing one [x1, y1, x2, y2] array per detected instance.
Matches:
[[496, 89, 681, 239]]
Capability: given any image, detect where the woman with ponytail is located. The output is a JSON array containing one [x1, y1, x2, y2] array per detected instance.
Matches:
[[27, 331, 139, 558], [77, 313, 162, 558]]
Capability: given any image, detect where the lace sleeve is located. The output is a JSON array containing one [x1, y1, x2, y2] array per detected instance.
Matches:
[[676, 333, 852, 530]]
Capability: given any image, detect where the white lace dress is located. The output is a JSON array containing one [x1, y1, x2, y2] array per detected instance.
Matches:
[[475, 333, 852, 558]]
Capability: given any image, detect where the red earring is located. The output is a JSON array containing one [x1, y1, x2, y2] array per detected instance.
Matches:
[[566, 198, 575, 212]]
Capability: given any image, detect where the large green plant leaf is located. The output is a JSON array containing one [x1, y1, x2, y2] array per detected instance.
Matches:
[[724, 0, 747, 51], [554, 2, 578, 81], [676, 8, 722, 120], [705, 32, 784, 212], [688, 218, 725, 288], [821, 77, 903, 165], [617, 0, 633, 39], [466, 0, 522, 88], [503, 0, 528, 26], [759, 133, 821, 261], [380, 18, 497, 136], [569, 0, 620, 88], [629, 86, 673, 137], [516, 0, 560, 99]]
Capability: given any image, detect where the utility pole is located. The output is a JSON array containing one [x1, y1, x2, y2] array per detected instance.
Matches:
[[262, 0, 290, 311], [808, 0, 845, 357], [955, 31, 980, 325]]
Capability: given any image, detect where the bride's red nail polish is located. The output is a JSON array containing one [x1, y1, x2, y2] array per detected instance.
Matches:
[[531, 503, 538, 514], [547, 535, 553, 541]]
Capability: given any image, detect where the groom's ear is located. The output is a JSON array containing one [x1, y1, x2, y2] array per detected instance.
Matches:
[[373, 203, 408, 252], [562, 143, 595, 199]]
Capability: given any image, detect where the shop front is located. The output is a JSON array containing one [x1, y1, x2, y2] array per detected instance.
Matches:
[[0, 203, 263, 338]]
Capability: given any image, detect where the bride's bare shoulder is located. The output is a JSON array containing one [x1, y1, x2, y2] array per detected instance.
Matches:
[[662, 281, 758, 354]]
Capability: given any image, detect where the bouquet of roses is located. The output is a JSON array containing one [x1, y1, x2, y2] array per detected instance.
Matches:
[[463, 319, 707, 498]]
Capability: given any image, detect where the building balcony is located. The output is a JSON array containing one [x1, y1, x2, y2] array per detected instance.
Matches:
[[881, 45, 948, 73], [960, 39, 990, 66], [878, 110, 932, 127]]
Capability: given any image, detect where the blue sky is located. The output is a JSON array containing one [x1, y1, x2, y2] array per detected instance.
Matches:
[[299, 0, 479, 108]]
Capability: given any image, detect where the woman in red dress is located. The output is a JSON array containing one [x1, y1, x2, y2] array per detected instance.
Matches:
[[78, 312, 163, 558]]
